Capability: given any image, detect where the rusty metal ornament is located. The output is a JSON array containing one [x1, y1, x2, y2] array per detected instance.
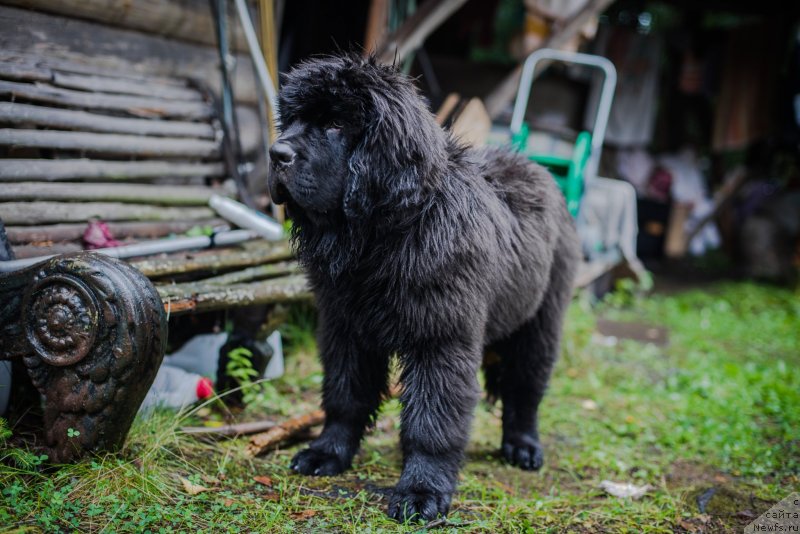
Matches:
[[0, 252, 166, 463], [24, 274, 99, 367]]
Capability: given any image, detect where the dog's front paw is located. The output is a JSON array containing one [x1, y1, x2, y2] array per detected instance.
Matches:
[[502, 438, 544, 471], [388, 488, 452, 523], [290, 448, 348, 476]]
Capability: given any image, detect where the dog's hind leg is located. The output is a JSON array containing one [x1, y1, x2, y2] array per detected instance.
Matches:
[[495, 243, 575, 471], [290, 315, 390, 476]]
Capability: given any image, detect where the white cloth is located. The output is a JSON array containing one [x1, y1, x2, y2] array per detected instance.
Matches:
[[658, 149, 720, 255]]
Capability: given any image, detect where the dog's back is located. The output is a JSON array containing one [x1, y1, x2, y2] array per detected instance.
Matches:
[[466, 144, 580, 344]]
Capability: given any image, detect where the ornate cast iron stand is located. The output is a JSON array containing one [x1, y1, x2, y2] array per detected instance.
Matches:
[[0, 253, 166, 462]]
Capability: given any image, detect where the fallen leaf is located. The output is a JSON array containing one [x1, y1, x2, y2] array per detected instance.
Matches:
[[678, 519, 701, 532], [599, 480, 653, 500], [223, 499, 235, 506], [253, 475, 273, 486], [180, 477, 210, 495], [290, 509, 316, 520]]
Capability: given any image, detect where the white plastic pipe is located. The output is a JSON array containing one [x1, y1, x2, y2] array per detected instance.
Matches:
[[209, 195, 284, 240]]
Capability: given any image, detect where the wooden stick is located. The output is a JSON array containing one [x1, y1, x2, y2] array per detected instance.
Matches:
[[0, 182, 226, 206], [245, 384, 401, 456], [181, 420, 277, 437], [684, 168, 748, 246], [363, 0, 389, 56], [0, 129, 219, 158], [0, 159, 225, 181], [0, 103, 215, 139], [5, 219, 227, 244], [52, 72, 202, 101], [160, 274, 312, 315], [246, 409, 325, 456], [0, 201, 215, 225], [376, 0, 469, 64], [133, 240, 293, 278], [0, 80, 213, 120]]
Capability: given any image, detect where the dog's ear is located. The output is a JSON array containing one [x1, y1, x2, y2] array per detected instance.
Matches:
[[344, 83, 446, 221]]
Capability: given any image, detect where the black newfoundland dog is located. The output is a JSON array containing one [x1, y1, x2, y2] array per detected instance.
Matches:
[[268, 55, 579, 522]]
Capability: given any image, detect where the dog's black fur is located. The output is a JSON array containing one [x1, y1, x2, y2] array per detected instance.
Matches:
[[268, 55, 580, 522]]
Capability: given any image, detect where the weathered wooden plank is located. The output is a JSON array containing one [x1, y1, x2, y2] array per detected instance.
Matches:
[[160, 274, 312, 316], [1, 55, 188, 87], [0, 61, 52, 82], [156, 260, 301, 297], [0, 80, 212, 120], [11, 242, 83, 259], [5, 219, 226, 244], [0, 182, 225, 206], [131, 240, 293, 278], [52, 72, 203, 101], [1, 0, 248, 52], [0, 129, 220, 157], [0, 159, 225, 181], [0, 7, 258, 103], [0, 201, 215, 225], [0, 103, 215, 139]]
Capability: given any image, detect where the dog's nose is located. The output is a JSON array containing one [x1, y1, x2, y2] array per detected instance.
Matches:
[[269, 141, 296, 167]]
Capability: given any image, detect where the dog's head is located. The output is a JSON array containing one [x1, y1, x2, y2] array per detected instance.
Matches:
[[268, 54, 447, 226]]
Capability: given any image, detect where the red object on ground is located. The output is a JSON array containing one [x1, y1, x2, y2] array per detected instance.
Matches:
[[196, 377, 214, 400], [83, 219, 121, 249]]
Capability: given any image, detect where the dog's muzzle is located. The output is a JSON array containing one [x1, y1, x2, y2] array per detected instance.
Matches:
[[269, 141, 296, 168], [268, 140, 296, 204]]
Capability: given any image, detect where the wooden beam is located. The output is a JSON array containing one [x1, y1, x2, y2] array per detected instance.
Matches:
[[0, 202, 215, 225], [12, 243, 82, 259], [156, 261, 301, 297], [51, 72, 203, 101], [0, 182, 225, 206], [0, 103, 215, 139], [131, 240, 293, 278], [364, 0, 389, 56], [1, 0, 248, 52], [483, 0, 615, 119], [5, 219, 227, 244], [0, 129, 220, 158], [377, 0, 469, 64], [0, 159, 225, 181], [0, 80, 213, 120], [0, 7, 258, 104]]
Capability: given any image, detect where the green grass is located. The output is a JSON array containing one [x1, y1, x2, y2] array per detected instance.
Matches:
[[2, 282, 799, 533]]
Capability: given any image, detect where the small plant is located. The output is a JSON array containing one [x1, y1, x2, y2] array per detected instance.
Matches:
[[0, 417, 12, 444], [67, 428, 81, 438], [225, 346, 261, 404]]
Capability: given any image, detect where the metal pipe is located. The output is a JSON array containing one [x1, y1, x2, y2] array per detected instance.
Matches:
[[510, 48, 617, 181], [234, 0, 279, 122], [0, 229, 257, 273]]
